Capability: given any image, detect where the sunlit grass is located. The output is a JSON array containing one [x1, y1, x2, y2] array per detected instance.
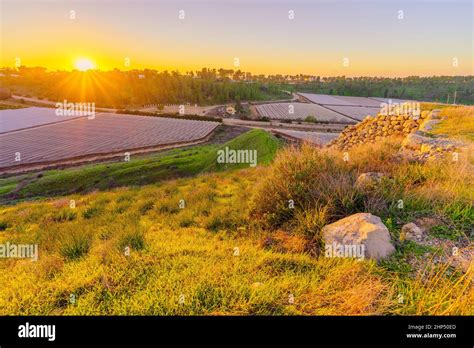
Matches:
[[0, 129, 472, 315], [0, 155, 472, 315], [432, 106, 474, 142]]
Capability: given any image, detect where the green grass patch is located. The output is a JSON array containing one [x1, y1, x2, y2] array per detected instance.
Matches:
[[205, 129, 281, 172], [0, 129, 280, 203]]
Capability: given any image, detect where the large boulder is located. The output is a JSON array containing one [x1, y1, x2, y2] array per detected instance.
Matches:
[[322, 213, 395, 260]]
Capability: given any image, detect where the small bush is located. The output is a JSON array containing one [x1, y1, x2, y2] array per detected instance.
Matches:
[[118, 228, 146, 251], [138, 201, 155, 214], [60, 233, 91, 260], [250, 144, 361, 230], [52, 209, 77, 222], [205, 210, 242, 232], [82, 206, 101, 219]]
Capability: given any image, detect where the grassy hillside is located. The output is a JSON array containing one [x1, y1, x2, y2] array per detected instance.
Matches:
[[0, 128, 280, 203], [0, 168, 394, 315], [0, 134, 472, 315], [0, 109, 472, 316]]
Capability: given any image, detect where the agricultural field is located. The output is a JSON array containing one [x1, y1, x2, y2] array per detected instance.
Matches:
[[297, 93, 387, 107], [323, 105, 381, 121], [0, 109, 220, 171], [255, 102, 354, 123], [254, 93, 415, 123], [0, 107, 85, 134]]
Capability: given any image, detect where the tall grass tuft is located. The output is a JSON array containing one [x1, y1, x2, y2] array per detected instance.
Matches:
[[60, 232, 92, 260]]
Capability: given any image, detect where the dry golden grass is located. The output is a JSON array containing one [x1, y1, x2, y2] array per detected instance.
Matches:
[[0, 169, 397, 315], [433, 106, 474, 142], [0, 131, 472, 316], [389, 258, 473, 315]]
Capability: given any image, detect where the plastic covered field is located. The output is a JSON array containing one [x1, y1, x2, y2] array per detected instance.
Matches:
[[0, 107, 87, 134], [323, 105, 381, 121], [0, 111, 219, 170], [256, 103, 354, 123]]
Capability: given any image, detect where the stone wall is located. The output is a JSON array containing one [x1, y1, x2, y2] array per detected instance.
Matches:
[[327, 110, 433, 150]]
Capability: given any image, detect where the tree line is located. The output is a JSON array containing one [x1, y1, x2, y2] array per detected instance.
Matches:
[[1, 67, 473, 107]]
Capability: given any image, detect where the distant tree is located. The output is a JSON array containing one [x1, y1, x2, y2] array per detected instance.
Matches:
[[234, 97, 243, 114]]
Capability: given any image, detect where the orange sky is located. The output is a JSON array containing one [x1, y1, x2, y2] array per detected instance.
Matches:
[[1, 1, 472, 77]]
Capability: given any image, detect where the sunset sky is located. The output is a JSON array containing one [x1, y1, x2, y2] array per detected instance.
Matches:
[[1, 0, 472, 76]]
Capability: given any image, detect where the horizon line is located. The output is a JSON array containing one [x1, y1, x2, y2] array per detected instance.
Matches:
[[1, 66, 473, 79]]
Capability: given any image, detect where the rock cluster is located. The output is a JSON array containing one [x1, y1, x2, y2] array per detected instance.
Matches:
[[400, 218, 472, 274], [328, 111, 431, 150], [401, 131, 461, 161]]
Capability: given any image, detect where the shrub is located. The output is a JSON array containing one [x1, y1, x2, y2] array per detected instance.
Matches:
[[250, 144, 362, 230], [52, 209, 77, 222], [205, 208, 243, 232], [60, 232, 91, 260], [304, 115, 317, 123], [118, 227, 146, 251], [138, 200, 155, 214], [82, 206, 101, 219], [252, 136, 473, 253]]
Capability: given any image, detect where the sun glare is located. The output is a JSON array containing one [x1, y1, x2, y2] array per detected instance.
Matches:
[[75, 58, 95, 72]]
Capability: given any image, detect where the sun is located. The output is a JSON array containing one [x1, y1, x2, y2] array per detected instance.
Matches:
[[74, 58, 96, 72]]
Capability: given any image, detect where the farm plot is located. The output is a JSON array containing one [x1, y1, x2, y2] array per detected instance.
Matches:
[[298, 93, 385, 107], [272, 129, 339, 146], [297, 93, 355, 106], [322, 105, 381, 121], [331, 96, 382, 107], [256, 103, 354, 123], [0, 107, 86, 134], [0, 112, 219, 170]]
